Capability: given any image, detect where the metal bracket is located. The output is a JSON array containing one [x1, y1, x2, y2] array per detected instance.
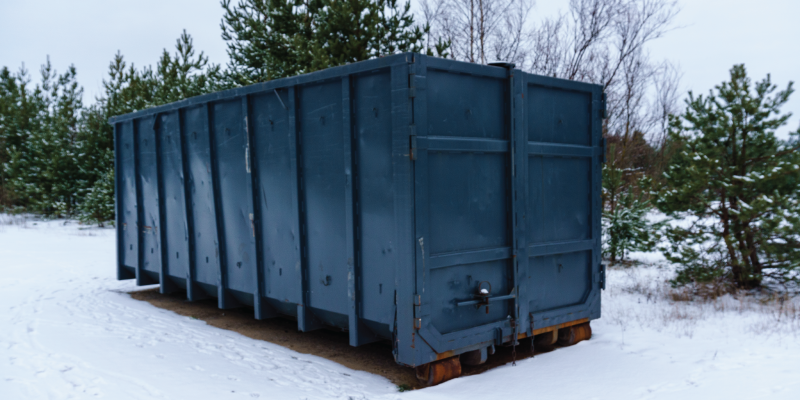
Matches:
[[600, 137, 607, 164], [600, 92, 607, 119], [409, 133, 417, 161], [456, 294, 516, 307], [599, 264, 606, 290]]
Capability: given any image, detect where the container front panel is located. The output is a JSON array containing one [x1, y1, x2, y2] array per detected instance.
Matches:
[[184, 105, 220, 286], [158, 112, 190, 281], [135, 118, 162, 275], [211, 100, 256, 295], [353, 70, 395, 326], [251, 90, 302, 304], [118, 121, 138, 269], [299, 81, 348, 316]]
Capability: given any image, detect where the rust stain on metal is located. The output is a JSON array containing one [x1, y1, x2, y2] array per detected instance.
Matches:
[[416, 356, 461, 386], [434, 350, 457, 361], [532, 318, 589, 336], [534, 329, 558, 346], [557, 322, 592, 346]]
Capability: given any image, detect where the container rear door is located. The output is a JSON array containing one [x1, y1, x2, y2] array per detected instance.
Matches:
[[412, 60, 518, 353], [524, 75, 603, 329]]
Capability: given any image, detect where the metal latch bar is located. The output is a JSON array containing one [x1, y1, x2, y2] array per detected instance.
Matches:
[[456, 293, 516, 307]]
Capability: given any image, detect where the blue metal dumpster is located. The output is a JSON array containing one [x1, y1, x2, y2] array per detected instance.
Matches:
[[112, 53, 605, 382]]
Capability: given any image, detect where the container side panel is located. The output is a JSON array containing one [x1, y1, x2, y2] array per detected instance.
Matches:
[[211, 100, 257, 295], [251, 91, 303, 305], [426, 70, 505, 139], [429, 260, 510, 334], [528, 250, 591, 313], [135, 118, 162, 275], [527, 156, 591, 243], [119, 122, 138, 269], [353, 70, 395, 326], [158, 112, 190, 280], [528, 86, 591, 146], [428, 152, 508, 255], [184, 105, 220, 286], [299, 81, 348, 316]]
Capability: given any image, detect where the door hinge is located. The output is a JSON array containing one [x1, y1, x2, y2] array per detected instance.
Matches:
[[600, 137, 607, 164], [414, 294, 421, 306], [245, 145, 251, 173], [600, 92, 608, 119], [409, 130, 417, 161], [599, 263, 606, 290], [250, 213, 255, 237], [414, 318, 422, 330]]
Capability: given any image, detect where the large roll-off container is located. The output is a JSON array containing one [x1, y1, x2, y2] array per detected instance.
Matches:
[[112, 53, 606, 383]]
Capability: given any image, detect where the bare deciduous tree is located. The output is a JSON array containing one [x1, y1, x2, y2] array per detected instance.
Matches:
[[419, 0, 535, 67], [419, 0, 682, 178]]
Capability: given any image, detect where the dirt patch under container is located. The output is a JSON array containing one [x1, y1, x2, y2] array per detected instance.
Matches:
[[129, 288, 562, 390]]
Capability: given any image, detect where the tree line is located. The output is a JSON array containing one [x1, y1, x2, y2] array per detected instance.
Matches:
[[1, 0, 798, 290]]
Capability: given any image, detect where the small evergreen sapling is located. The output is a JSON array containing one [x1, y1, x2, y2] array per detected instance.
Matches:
[[76, 31, 223, 226], [602, 147, 660, 264], [78, 163, 115, 226]]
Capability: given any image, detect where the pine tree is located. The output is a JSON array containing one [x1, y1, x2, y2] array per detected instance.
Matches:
[[78, 163, 114, 227], [76, 31, 224, 225], [602, 146, 660, 264], [220, 0, 431, 86], [657, 65, 800, 289], [0, 31, 222, 223], [4, 59, 84, 216]]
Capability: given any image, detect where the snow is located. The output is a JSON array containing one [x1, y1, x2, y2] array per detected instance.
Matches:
[[2, 215, 800, 399]]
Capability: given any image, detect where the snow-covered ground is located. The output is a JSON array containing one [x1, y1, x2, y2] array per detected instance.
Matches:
[[1, 215, 799, 399]]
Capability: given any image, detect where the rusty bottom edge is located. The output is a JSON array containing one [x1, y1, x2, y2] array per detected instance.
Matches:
[[429, 318, 592, 363], [557, 322, 592, 346], [415, 357, 461, 386], [524, 317, 590, 339]]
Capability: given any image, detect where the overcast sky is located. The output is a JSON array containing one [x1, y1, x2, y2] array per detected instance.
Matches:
[[1, 0, 798, 138]]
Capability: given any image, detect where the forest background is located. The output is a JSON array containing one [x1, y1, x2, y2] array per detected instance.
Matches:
[[1, 0, 798, 290]]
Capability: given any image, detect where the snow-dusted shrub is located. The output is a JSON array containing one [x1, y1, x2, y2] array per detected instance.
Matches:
[[602, 147, 661, 264]]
